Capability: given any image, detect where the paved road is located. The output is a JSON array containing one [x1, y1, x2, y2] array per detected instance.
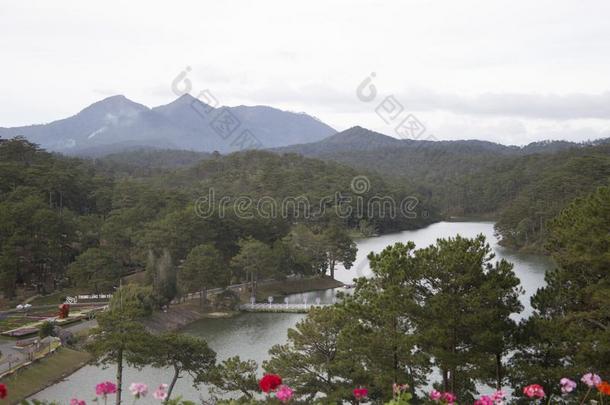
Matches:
[[0, 319, 98, 375]]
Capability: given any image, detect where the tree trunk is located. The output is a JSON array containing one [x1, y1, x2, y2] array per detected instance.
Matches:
[[329, 259, 336, 279], [167, 365, 180, 401], [393, 317, 398, 383], [442, 368, 449, 392], [495, 352, 502, 390], [450, 368, 455, 393], [116, 348, 123, 405]]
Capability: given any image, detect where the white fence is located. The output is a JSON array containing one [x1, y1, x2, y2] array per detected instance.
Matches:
[[239, 303, 330, 313]]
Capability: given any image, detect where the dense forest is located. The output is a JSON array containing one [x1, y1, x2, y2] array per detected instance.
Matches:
[[277, 127, 610, 251], [82, 185, 609, 404], [258, 185, 610, 403], [0, 137, 435, 301]]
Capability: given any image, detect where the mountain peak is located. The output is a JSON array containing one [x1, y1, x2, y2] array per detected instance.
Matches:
[[0, 95, 336, 155], [323, 126, 401, 145], [78, 95, 148, 117]]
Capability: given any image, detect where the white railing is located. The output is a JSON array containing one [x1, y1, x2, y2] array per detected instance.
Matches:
[[239, 303, 330, 313]]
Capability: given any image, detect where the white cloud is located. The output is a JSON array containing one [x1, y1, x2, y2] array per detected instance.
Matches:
[[1, 0, 610, 145]]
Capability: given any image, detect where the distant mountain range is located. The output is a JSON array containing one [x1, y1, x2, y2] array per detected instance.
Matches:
[[3, 95, 609, 160], [271, 126, 610, 182], [274, 125, 603, 157], [0, 94, 336, 155]]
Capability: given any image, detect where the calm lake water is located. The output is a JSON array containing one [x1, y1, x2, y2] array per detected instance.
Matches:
[[34, 221, 554, 403]]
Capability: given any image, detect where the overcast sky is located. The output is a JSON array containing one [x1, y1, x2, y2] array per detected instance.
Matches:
[[2, 0, 610, 145]]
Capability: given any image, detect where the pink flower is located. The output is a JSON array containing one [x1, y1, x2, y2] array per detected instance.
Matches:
[[491, 390, 506, 404], [442, 391, 457, 404], [429, 389, 442, 401], [393, 383, 409, 395], [581, 373, 602, 388], [353, 387, 368, 400], [275, 385, 294, 403], [560, 378, 577, 394], [153, 384, 168, 400], [95, 381, 117, 397], [129, 382, 148, 398], [474, 395, 494, 405], [70, 399, 86, 405], [523, 384, 545, 398]]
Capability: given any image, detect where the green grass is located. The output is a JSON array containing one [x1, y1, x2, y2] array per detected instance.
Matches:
[[122, 271, 148, 285], [26, 288, 84, 307], [252, 276, 344, 301], [0, 347, 91, 403]]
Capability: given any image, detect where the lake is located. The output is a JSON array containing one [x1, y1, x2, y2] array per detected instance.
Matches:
[[33, 221, 554, 403]]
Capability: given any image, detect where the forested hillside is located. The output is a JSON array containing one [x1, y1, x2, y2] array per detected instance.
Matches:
[[0, 137, 435, 302], [276, 127, 610, 251], [92, 148, 212, 177]]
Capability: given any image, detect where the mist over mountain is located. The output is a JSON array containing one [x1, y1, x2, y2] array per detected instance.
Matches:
[[0, 94, 336, 155]]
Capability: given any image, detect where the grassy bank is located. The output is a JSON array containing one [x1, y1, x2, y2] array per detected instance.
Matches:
[[252, 276, 344, 301], [0, 347, 91, 404]]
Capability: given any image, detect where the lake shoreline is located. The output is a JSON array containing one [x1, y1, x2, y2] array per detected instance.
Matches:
[[31, 221, 552, 403], [12, 277, 344, 402], [1, 347, 91, 404]]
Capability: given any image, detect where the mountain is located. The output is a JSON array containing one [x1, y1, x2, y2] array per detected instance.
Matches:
[[0, 94, 336, 155], [275, 125, 599, 158]]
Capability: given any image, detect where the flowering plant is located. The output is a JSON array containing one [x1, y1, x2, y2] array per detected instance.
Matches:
[[128, 382, 148, 399], [153, 383, 169, 400], [353, 387, 368, 402], [519, 373, 610, 404], [429, 389, 457, 404], [95, 381, 117, 404], [386, 383, 412, 405], [523, 384, 545, 399], [275, 385, 294, 403], [258, 373, 283, 393]]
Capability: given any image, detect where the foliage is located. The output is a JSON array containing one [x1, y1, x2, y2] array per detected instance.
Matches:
[[207, 356, 259, 401], [86, 285, 158, 405], [264, 306, 358, 403], [178, 243, 227, 296], [67, 248, 123, 293], [265, 235, 523, 402], [144, 332, 216, 401], [509, 186, 610, 396], [38, 320, 55, 338], [321, 224, 357, 279], [340, 242, 430, 400], [413, 235, 522, 400]]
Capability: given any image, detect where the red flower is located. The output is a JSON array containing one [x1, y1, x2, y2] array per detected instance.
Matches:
[[523, 384, 545, 399], [259, 374, 282, 393], [353, 387, 368, 400], [598, 381, 610, 396], [0, 383, 7, 399]]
